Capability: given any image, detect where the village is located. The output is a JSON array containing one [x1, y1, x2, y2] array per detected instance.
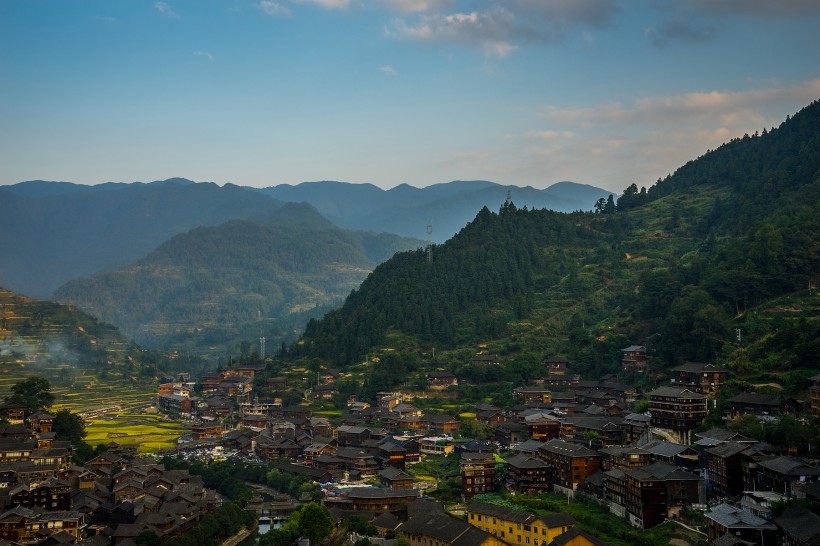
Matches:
[[2, 343, 818, 545]]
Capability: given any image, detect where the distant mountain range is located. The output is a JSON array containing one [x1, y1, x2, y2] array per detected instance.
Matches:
[[0, 178, 609, 299], [0, 180, 284, 298], [254, 180, 611, 242]]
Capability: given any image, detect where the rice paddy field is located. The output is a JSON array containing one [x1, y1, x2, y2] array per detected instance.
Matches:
[[84, 412, 189, 453], [0, 363, 190, 454]]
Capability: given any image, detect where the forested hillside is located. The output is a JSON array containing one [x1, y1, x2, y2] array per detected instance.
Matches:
[[53, 203, 423, 358], [293, 101, 820, 386]]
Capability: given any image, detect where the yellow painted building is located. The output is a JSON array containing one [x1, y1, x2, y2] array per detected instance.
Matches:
[[466, 501, 577, 546]]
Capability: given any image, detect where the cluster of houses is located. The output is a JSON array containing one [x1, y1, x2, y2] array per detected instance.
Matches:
[[0, 408, 221, 546], [145, 351, 820, 546]]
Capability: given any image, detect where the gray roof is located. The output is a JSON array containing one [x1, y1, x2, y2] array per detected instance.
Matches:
[[379, 467, 414, 481], [758, 456, 820, 476], [626, 461, 699, 482], [774, 507, 820, 544], [705, 503, 776, 530], [705, 441, 750, 458], [648, 386, 706, 399], [539, 439, 599, 458], [505, 453, 549, 469], [400, 511, 474, 542], [640, 440, 692, 458], [728, 393, 780, 406]]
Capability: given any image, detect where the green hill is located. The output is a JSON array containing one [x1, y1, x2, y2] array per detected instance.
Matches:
[[290, 101, 820, 393], [53, 203, 423, 359], [0, 287, 179, 403]]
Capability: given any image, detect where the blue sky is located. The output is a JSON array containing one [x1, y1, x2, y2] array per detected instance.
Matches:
[[1, 1, 818, 193]]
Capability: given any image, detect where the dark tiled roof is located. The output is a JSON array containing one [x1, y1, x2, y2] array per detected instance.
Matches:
[[774, 507, 820, 544]]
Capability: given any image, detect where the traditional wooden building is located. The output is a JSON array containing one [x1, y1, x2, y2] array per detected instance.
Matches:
[[623, 462, 702, 529], [461, 452, 497, 499], [427, 372, 458, 389], [620, 345, 647, 374], [515, 386, 552, 405], [538, 440, 601, 492], [704, 503, 778, 546], [647, 387, 707, 444], [505, 454, 551, 492], [669, 362, 729, 395], [775, 507, 820, 546], [323, 487, 417, 515], [379, 467, 415, 490], [704, 441, 749, 497]]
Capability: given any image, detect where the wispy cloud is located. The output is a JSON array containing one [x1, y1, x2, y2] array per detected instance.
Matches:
[[527, 130, 575, 140], [193, 51, 215, 61], [542, 78, 820, 128], [521, 78, 820, 190], [385, 0, 615, 58], [259, 1, 291, 16], [380, 65, 399, 76], [154, 2, 179, 18]]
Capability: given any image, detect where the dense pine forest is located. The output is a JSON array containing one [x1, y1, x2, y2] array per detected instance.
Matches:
[[292, 101, 820, 392]]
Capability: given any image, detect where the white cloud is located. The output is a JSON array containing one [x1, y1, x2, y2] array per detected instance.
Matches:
[[380, 65, 399, 76], [193, 51, 215, 61], [154, 2, 179, 18], [259, 1, 291, 16], [293, 0, 350, 8], [385, 0, 614, 58], [542, 78, 820, 128]]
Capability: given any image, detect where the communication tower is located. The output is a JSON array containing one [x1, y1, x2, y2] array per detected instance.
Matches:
[[260, 336, 266, 360]]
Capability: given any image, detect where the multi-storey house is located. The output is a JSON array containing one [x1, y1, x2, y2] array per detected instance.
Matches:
[[537, 440, 601, 492], [647, 387, 707, 444], [461, 452, 497, 499]]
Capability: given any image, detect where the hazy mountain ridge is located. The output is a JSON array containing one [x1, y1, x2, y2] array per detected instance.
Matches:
[[256, 180, 611, 241], [52, 203, 424, 356], [1, 177, 608, 298], [0, 180, 285, 298]]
